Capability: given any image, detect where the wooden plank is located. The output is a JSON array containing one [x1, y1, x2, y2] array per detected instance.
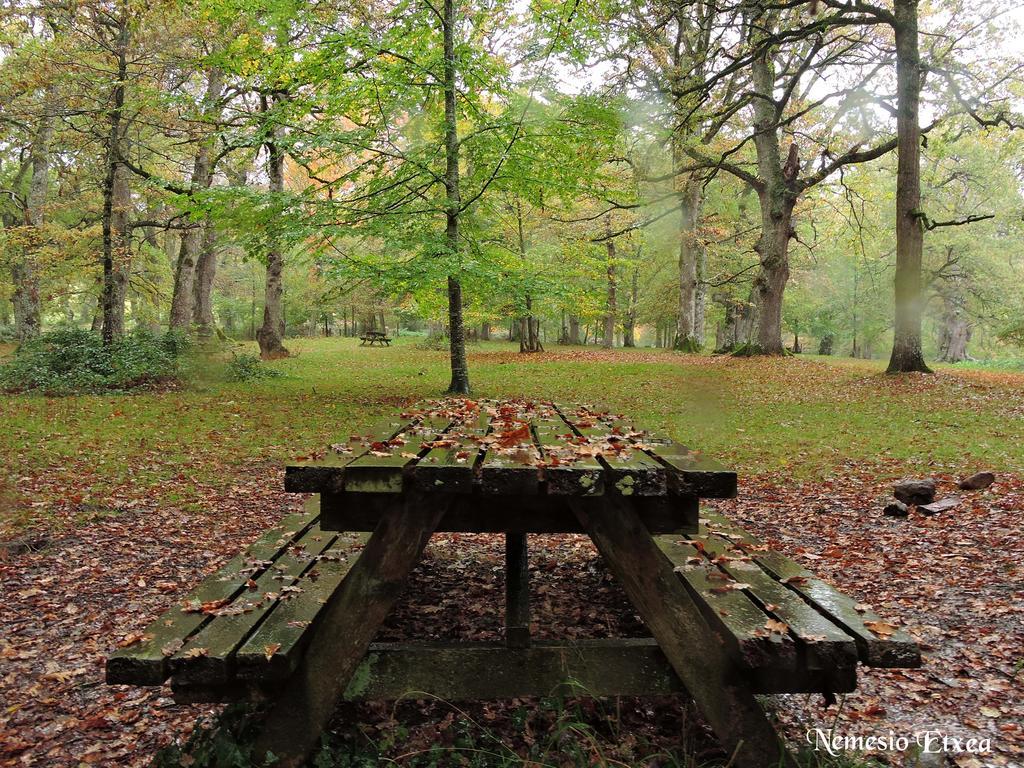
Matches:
[[556, 404, 667, 496], [342, 416, 451, 493], [251, 493, 453, 768], [170, 636, 854, 704], [701, 512, 921, 668], [169, 523, 340, 686], [569, 497, 796, 768], [413, 409, 489, 493], [105, 506, 320, 686], [648, 443, 738, 499], [479, 404, 542, 495], [654, 536, 798, 673], [504, 533, 530, 648], [687, 531, 858, 677], [534, 424, 604, 496], [319, 492, 697, 534], [346, 639, 683, 700], [284, 415, 413, 493], [235, 531, 370, 681]]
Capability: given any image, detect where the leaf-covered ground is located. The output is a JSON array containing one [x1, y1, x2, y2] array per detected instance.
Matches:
[[1, 340, 1022, 767]]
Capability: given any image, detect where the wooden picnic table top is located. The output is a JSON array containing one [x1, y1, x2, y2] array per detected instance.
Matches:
[[285, 399, 736, 502]]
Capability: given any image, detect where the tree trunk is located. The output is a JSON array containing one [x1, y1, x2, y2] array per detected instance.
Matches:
[[623, 266, 638, 347], [443, 0, 470, 393], [101, 17, 130, 344], [480, 322, 490, 340], [750, 47, 796, 356], [887, 0, 932, 373], [12, 91, 55, 340], [937, 267, 971, 362], [568, 315, 580, 344], [603, 223, 617, 349], [694, 243, 707, 345], [105, 150, 132, 340], [257, 96, 289, 359], [674, 170, 702, 351], [170, 68, 224, 331], [192, 223, 218, 339]]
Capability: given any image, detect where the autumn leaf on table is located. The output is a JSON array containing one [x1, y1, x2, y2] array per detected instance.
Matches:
[[764, 619, 789, 634], [864, 620, 898, 638]]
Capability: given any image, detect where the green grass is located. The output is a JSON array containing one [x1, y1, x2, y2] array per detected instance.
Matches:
[[2, 337, 1022, 538]]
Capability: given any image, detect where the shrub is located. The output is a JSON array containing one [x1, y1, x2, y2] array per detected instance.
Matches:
[[0, 328, 184, 395], [226, 352, 284, 382]]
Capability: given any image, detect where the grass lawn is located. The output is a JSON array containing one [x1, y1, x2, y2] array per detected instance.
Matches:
[[1, 339, 1022, 768], [2, 338, 1022, 538]]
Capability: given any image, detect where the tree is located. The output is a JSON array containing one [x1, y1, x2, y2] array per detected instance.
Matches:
[[169, 66, 225, 332], [886, 0, 930, 372]]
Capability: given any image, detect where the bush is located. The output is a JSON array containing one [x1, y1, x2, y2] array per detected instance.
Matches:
[[226, 352, 284, 382], [0, 328, 185, 395]]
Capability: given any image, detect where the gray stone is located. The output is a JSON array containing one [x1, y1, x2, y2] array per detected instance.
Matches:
[[883, 501, 910, 517], [958, 471, 995, 491], [919, 496, 961, 516], [893, 478, 936, 506]]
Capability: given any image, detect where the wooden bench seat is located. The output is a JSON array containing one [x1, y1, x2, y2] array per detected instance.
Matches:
[[107, 506, 919, 704], [106, 503, 368, 690], [655, 510, 920, 693]]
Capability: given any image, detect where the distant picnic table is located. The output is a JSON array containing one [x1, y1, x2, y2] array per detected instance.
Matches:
[[107, 399, 920, 768], [358, 329, 391, 346]]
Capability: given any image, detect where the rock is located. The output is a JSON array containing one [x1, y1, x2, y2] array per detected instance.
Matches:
[[918, 496, 961, 516], [958, 471, 995, 491], [883, 501, 909, 517], [893, 478, 936, 506]]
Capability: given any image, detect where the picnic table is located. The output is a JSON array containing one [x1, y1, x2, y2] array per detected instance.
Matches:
[[107, 399, 920, 768], [358, 329, 391, 346]]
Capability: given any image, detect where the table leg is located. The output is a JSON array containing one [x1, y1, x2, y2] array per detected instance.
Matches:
[[568, 498, 795, 768], [252, 494, 450, 767], [505, 532, 530, 648]]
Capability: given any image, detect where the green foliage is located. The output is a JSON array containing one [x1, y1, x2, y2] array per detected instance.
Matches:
[[226, 352, 284, 382], [0, 329, 185, 395]]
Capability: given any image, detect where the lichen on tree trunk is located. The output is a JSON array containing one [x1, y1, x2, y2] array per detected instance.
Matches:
[[192, 223, 218, 340], [603, 219, 617, 349], [170, 68, 224, 332], [746, 40, 799, 357], [12, 90, 54, 341], [256, 97, 289, 360], [442, 0, 470, 394], [886, 0, 932, 374]]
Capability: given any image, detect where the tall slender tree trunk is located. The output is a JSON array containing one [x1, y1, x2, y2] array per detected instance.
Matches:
[[750, 47, 797, 356], [694, 240, 707, 344], [170, 68, 224, 331], [515, 200, 541, 353], [674, 161, 702, 351], [443, 0, 470, 393], [623, 266, 638, 347], [603, 223, 617, 349], [192, 223, 218, 339], [100, 16, 130, 345], [12, 91, 55, 340], [257, 96, 289, 359], [887, 0, 932, 373]]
